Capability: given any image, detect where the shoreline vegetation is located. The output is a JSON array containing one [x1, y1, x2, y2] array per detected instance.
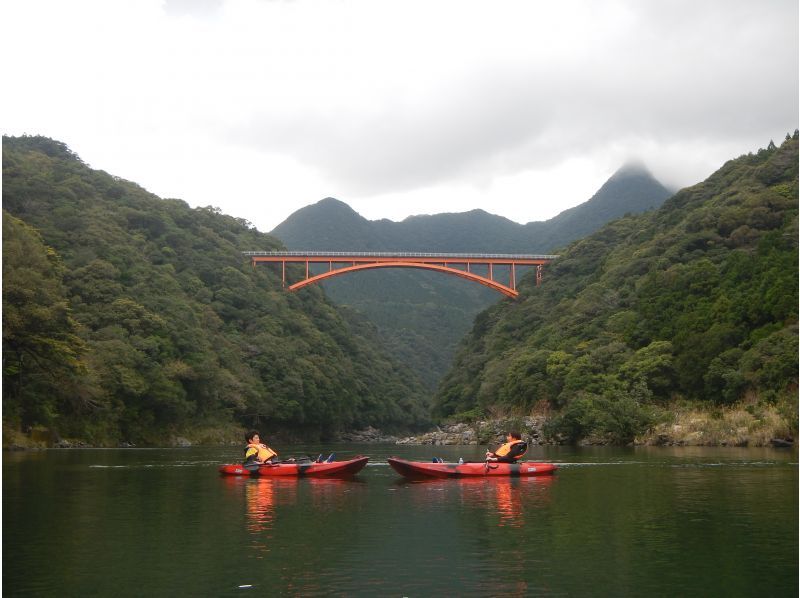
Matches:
[[4, 400, 795, 450]]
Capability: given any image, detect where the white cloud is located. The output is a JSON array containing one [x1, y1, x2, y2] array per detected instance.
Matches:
[[2, 0, 797, 231]]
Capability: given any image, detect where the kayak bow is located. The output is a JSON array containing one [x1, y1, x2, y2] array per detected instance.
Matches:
[[387, 457, 557, 478], [219, 456, 369, 477]]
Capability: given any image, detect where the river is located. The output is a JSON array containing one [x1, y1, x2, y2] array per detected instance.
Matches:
[[3, 444, 797, 596]]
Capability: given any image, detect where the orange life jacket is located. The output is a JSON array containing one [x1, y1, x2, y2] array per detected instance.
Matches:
[[494, 439, 527, 460], [245, 442, 278, 462]]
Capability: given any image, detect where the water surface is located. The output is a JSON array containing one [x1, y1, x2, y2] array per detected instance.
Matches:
[[4, 444, 797, 596]]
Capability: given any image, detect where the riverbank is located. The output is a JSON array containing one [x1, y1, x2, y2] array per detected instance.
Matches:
[[635, 402, 796, 447], [4, 401, 795, 450], [390, 402, 796, 448], [1, 422, 245, 450]]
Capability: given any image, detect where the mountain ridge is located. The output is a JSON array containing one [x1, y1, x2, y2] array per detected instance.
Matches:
[[274, 162, 672, 252], [281, 161, 665, 235]]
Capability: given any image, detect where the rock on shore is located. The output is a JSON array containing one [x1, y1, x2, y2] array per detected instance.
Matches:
[[338, 426, 400, 443], [395, 417, 547, 446]]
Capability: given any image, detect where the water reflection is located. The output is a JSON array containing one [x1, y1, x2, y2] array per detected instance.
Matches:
[[244, 480, 287, 533], [222, 476, 367, 558], [463, 476, 554, 528], [494, 481, 522, 527], [401, 475, 555, 528]]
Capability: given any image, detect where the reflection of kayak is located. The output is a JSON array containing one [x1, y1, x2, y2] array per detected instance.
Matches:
[[388, 457, 557, 478], [219, 456, 369, 477]]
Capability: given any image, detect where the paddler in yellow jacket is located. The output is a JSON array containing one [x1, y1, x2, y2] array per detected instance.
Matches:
[[485, 431, 528, 463], [244, 430, 278, 465]]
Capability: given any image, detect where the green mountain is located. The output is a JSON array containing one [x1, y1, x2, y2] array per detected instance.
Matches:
[[435, 134, 799, 443], [526, 161, 676, 249], [273, 162, 672, 252], [2, 136, 430, 445], [271, 164, 673, 390]]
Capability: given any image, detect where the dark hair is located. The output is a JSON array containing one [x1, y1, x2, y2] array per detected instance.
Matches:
[[245, 430, 260, 443], [508, 431, 522, 440]]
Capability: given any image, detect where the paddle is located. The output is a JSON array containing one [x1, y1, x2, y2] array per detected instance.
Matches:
[[244, 454, 320, 469], [273, 455, 312, 464]]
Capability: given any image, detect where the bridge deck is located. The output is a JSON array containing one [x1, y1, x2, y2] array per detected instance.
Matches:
[[244, 251, 558, 263]]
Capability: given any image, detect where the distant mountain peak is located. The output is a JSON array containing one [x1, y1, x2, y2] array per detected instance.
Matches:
[[537, 161, 672, 241], [314, 197, 355, 210], [613, 160, 652, 178], [287, 197, 363, 220], [271, 196, 375, 250]]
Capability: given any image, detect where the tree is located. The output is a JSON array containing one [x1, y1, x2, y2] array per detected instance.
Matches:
[[2, 211, 88, 427]]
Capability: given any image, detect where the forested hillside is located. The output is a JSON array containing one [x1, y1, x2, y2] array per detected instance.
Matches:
[[435, 134, 798, 443], [272, 165, 672, 389], [2, 136, 429, 446]]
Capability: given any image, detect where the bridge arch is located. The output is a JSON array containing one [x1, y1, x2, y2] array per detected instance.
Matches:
[[289, 261, 520, 298]]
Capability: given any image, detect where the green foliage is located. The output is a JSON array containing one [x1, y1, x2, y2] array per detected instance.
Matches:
[[436, 135, 799, 443], [2, 211, 91, 427], [2, 136, 430, 443], [443, 406, 484, 423], [542, 390, 656, 445]]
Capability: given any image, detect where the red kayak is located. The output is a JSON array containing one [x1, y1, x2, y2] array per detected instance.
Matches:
[[219, 456, 369, 477], [388, 457, 557, 478]]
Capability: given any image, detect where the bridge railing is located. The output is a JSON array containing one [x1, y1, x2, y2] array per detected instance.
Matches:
[[243, 251, 560, 260]]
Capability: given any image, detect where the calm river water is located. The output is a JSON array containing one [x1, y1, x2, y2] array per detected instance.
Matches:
[[3, 444, 797, 596]]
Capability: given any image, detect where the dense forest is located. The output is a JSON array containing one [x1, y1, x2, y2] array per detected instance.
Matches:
[[272, 166, 672, 390], [2, 136, 430, 446], [435, 134, 799, 443]]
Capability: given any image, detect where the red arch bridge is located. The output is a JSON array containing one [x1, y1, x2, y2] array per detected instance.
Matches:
[[244, 251, 558, 299]]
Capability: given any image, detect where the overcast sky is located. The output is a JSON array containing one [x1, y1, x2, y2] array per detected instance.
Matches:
[[3, 0, 798, 232]]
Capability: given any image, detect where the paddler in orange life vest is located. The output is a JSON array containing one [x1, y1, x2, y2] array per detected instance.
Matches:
[[485, 431, 528, 463], [244, 430, 278, 465]]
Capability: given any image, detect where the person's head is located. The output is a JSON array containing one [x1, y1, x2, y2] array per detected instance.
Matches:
[[507, 431, 522, 441], [245, 430, 261, 444]]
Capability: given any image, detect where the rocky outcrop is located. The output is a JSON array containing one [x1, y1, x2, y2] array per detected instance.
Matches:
[[338, 426, 399, 443], [396, 417, 547, 446]]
